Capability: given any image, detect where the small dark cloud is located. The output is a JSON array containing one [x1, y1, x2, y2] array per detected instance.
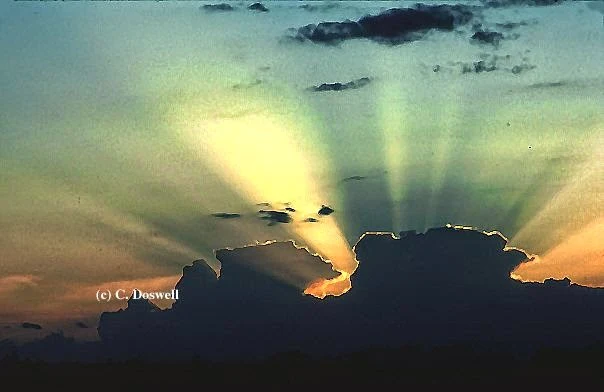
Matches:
[[201, 3, 235, 12], [285, 207, 296, 212], [290, 4, 475, 45], [482, 0, 563, 7], [461, 59, 498, 73], [309, 77, 371, 93], [256, 202, 271, 208], [212, 212, 242, 219], [341, 175, 367, 183], [453, 54, 535, 75], [248, 2, 269, 12], [318, 205, 335, 216], [299, 3, 340, 12], [527, 81, 566, 89], [21, 322, 42, 330], [304, 217, 319, 223], [471, 30, 505, 47], [495, 21, 530, 30], [258, 210, 292, 225], [511, 63, 536, 74], [232, 79, 262, 90], [75, 322, 89, 329]]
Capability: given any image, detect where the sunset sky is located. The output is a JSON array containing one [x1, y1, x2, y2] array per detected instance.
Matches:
[[0, 1, 602, 339]]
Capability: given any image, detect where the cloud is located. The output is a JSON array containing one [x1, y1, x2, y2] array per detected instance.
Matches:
[[304, 217, 319, 223], [527, 81, 567, 89], [201, 3, 236, 12], [75, 322, 89, 329], [309, 77, 371, 92], [93, 226, 604, 361], [317, 205, 334, 216], [511, 63, 537, 74], [461, 59, 498, 73], [21, 322, 42, 330], [495, 21, 531, 30], [211, 212, 242, 219], [482, 0, 564, 7], [0, 275, 41, 295], [290, 4, 475, 45], [216, 240, 340, 289], [341, 175, 368, 183], [248, 2, 269, 12], [299, 3, 340, 12], [471, 30, 505, 47], [453, 54, 536, 75], [258, 210, 292, 225]]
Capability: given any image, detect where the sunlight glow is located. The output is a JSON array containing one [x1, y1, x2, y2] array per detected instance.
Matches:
[[510, 134, 603, 254], [377, 82, 408, 234], [177, 110, 357, 297], [513, 219, 604, 286]]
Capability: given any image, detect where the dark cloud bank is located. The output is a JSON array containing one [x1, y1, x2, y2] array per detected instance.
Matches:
[[7, 226, 603, 365], [289, 4, 476, 44], [96, 227, 604, 360]]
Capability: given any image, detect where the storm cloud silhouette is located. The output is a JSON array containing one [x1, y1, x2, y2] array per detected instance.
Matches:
[[95, 226, 604, 360]]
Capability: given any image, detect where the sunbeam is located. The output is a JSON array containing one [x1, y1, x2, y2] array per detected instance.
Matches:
[[174, 100, 357, 297], [510, 133, 603, 254]]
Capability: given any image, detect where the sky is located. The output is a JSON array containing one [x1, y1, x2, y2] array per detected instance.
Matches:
[[0, 0, 602, 340]]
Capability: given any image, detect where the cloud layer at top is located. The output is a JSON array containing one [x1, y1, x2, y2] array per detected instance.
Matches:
[[291, 4, 475, 44]]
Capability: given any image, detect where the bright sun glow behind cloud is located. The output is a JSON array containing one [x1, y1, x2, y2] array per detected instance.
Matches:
[[174, 107, 357, 297]]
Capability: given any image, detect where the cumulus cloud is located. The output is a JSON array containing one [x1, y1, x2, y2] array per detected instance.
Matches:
[[216, 240, 340, 289], [309, 77, 371, 92], [248, 2, 269, 12], [94, 226, 604, 361], [290, 4, 475, 45]]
